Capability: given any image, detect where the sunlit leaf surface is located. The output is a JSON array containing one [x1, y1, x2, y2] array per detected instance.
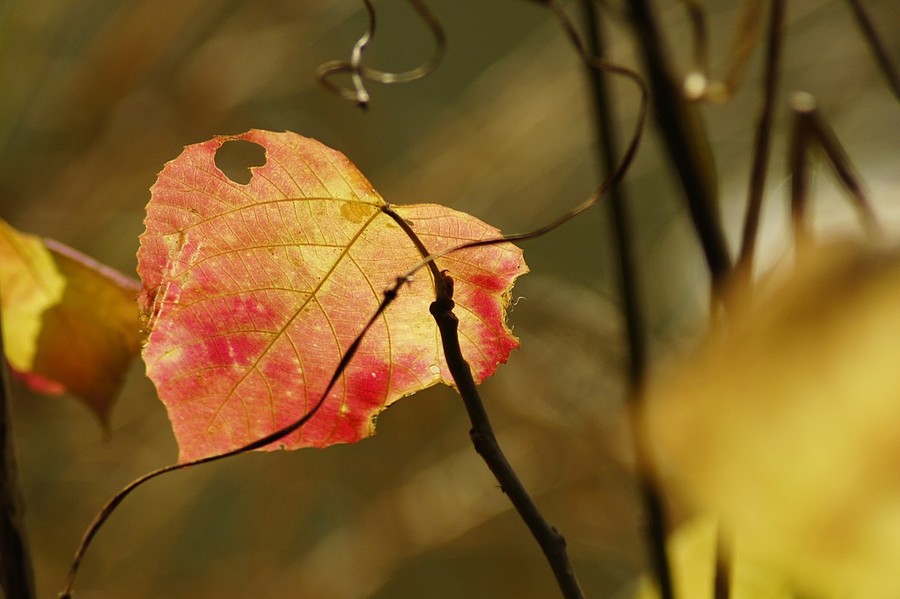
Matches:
[[138, 130, 527, 461]]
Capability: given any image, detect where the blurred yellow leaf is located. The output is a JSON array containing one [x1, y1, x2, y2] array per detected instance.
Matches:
[[642, 240, 900, 599], [633, 516, 793, 599], [0, 218, 141, 423]]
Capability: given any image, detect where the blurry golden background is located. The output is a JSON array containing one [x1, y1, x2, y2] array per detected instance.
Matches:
[[1, 0, 896, 597]]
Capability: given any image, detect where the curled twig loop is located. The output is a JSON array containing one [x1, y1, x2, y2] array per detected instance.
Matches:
[[317, 0, 446, 108]]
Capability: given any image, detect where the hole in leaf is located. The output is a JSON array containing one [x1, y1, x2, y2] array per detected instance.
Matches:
[[215, 140, 266, 184]]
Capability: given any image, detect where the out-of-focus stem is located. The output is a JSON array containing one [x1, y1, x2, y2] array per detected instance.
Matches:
[[626, 0, 733, 292], [737, 0, 785, 282], [0, 315, 37, 599], [577, 3, 674, 598]]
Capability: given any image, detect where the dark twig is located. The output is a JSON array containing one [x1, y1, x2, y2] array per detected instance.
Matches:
[[626, 0, 733, 292], [787, 91, 882, 251], [382, 207, 585, 597], [679, 0, 710, 78], [713, 529, 731, 599], [737, 0, 786, 281], [845, 0, 900, 101], [577, 0, 642, 388], [803, 104, 882, 239], [576, 1, 674, 598], [0, 317, 36, 599], [788, 92, 814, 247], [433, 297, 585, 598], [436, 277, 584, 598]]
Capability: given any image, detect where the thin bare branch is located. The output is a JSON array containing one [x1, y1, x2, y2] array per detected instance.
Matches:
[[787, 91, 882, 253], [805, 106, 881, 239], [576, 0, 674, 597], [845, 0, 900, 100], [626, 0, 733, 292], [426, 269, 585, 599], [789, 92, 814, 248], [737, 0, 786, 280], [392, 203, 589, 596]]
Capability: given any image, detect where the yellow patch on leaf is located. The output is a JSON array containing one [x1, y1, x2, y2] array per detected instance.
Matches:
[[0, 219, 65, 374]]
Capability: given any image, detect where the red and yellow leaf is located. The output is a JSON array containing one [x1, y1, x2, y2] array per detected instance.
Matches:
[[0, 218, 141, 422], [138, 130, 527, 462]]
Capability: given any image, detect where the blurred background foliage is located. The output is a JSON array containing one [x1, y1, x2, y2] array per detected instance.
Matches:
[[0, 0, 896, 597]]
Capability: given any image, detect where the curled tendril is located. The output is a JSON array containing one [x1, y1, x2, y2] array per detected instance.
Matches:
[[392, 0, 649, 275], [317, 0, 446, 108]]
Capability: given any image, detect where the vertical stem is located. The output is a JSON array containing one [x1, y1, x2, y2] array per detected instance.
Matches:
[[429, 291, 584, 599], [713, 529, 731, 599], [789, 93, 814, 248], [681, 0, 710, 76], [737, 0, 786, 279], [0, 315, 37, 599], [577, 3, 674, 598], [580, 0, 644, 393], [382, 206, 585, 598], [626, 0, 732, 290]]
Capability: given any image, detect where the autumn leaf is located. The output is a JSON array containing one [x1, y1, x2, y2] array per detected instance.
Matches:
[[138, 130, 527, 462], [0, 218, 142, 423], [642, 240, 900, 599]]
